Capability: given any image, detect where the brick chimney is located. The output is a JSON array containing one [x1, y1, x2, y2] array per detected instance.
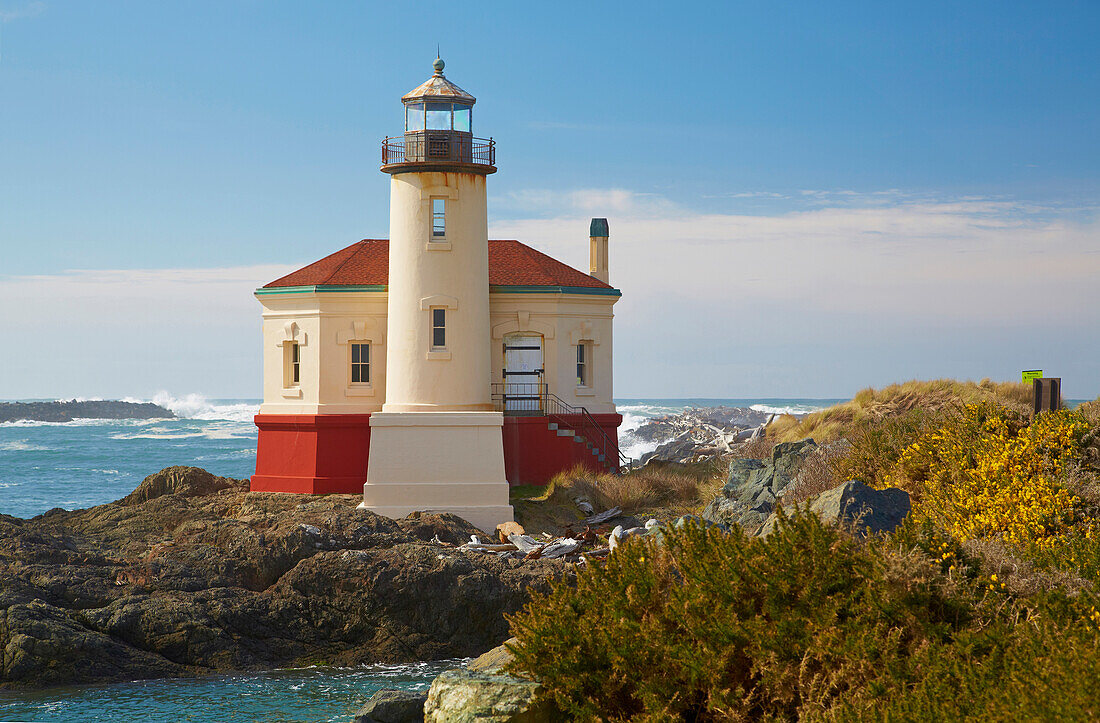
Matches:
[[589, 218, 609, 284]]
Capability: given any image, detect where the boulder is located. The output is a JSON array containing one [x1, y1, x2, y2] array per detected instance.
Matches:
[[423, 669, 556, 723], [467, 637, 517, 674], [703, 441, 818, 532], [758, 480, 910, 538], [120, 466, 243, 505], [351, 689, 427, 723]]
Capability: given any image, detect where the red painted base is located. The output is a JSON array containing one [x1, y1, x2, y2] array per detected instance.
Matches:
[[251, 411, 623, 493], [251, 414, 372, 494]]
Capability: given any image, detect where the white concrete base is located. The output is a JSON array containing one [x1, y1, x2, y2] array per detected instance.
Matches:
[[360, 411, 514, 533]]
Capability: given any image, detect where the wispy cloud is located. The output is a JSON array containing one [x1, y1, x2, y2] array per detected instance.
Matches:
[[0, 1, 45, 22]]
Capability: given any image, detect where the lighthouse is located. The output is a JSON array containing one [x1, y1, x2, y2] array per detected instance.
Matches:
[[359, 57, 513, 529], [251, 59, 624, 529]]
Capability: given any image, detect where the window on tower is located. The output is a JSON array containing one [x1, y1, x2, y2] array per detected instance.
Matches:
[[431, 308, 447, 350], [431, 198, 446, 239]]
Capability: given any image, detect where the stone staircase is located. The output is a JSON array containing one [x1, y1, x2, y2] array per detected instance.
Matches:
[[547, 420, 619, 473]]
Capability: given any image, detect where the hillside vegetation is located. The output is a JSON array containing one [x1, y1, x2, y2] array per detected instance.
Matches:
[[768, 379, 1032, 443], [507, 381, 1100, 721]]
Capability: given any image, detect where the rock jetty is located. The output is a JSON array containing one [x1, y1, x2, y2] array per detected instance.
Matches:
[[0, 467, 565, 690], [628, 406, 772, 465], [0, 400, 174, 423]]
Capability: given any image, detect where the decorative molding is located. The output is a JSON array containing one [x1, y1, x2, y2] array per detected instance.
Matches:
[[275, 321, 307, 348], [491, 310, 556, 340], [337, 319, 385, 346], [344, 386, 375, 397], [425, 241, 452, 251], [420, 185, 459, 201], [420, 294, 459, 310], [426, 351, 452, 361], [280, 387, 303, 399], [568, 320, 600, 345], [575, 387, 596, 397]]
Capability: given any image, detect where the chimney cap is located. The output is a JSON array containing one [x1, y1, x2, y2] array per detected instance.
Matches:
[[590, 218, 609, 237]]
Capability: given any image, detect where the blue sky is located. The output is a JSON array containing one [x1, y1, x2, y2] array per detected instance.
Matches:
[[1, 1, 1098, 399]]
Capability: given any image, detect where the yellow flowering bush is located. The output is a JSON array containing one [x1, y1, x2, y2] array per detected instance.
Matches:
[[894, 404, 1089, 549]]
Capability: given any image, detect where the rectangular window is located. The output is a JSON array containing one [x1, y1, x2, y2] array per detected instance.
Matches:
[[284, 342, 300, 387], [431, 308, 446, 350], [576, 342, 588, 386], [431, 198, 446, 239], [350, 342, 370, 384]]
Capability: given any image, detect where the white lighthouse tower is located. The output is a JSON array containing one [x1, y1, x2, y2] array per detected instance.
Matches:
[[359, 58, 514, 530]]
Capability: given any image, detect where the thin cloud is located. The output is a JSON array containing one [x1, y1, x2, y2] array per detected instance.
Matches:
[[0, 1, 45, 22]]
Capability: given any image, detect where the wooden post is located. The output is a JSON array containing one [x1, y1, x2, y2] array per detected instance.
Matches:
[[1032, 378, 1061, 416]]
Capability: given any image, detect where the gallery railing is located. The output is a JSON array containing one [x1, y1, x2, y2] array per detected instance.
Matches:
[[382, 133, 495, 167]]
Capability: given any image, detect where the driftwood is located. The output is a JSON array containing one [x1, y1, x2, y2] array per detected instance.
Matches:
[[539, 538, 583, 559], [507, 534, 544, 554], [584, 507, 623, 526]]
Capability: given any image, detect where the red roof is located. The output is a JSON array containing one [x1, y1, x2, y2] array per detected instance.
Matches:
[[262, 239, 615, 291]]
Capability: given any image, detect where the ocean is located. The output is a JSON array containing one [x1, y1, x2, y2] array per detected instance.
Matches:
[[0, 394, 838, 722]]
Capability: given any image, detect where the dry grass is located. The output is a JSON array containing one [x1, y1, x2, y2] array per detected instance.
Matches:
[[780, 442, 849, 505], [768, 378, 1033, 444], [1078, 397, 1100, 426], [962, 536, 1091, 597], [511, 463, 717, 532]]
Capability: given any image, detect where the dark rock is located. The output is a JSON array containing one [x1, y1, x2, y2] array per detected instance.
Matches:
[[703, 441, 818, 532], [758, 480, 911, 538], [0, 400, 174, 423], [120, 466, 244, 505], [0, 467, 565, 690], [352, 689, 427, 723]]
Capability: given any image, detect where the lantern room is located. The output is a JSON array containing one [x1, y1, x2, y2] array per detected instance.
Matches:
[[382, 57, 495, 173]]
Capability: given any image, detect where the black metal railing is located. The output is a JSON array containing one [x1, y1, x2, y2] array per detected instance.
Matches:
[[382, 132, 495, 167], [491, 381, 546, 415], [490, 383, 633, 473]]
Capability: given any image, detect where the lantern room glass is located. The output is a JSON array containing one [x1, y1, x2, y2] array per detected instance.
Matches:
[[405, 102, 473, 133], [453, 104, 471, 132], [405, 103, 424, 131]]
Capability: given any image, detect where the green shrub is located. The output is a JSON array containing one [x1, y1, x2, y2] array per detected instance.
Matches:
[[508, 515, 1100, 721], [508, 515, 967, 721]]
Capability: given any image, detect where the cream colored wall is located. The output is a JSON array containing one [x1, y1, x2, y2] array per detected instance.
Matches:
[[256, 287, 619, 417], [489, 293, 618, 415], [383, 171, 493, 413], [257, 291, 388, 415]]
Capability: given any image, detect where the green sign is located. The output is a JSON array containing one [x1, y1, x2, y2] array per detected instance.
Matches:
[[1022, 370, 1043, 383]]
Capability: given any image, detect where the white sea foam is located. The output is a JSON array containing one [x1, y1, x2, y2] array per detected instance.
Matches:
[[750, 403, 827, 416], [0, 440, 52, 452], [150, 392, 259, 423]]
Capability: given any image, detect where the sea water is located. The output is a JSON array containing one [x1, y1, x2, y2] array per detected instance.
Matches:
[[0, 394, 842, 721]]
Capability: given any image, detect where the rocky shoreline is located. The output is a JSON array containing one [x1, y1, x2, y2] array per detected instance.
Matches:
[[626, 406, 775, 465], [0, 467, 565, 690], [0, 400, 174, 423]]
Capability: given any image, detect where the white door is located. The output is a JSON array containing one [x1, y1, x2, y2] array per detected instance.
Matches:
[[503, 334, 543, 412]]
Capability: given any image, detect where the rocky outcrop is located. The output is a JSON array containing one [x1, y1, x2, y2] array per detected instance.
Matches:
[[0, 467, 565, 690], [351, 689, 428, 723], [0, 400, 174, 423], [757, 480, 911, 538], [701, 440, 818, 531]]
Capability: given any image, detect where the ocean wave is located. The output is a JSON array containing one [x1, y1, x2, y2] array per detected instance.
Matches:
[[0, 482, 20, 489], [0, 417, 157, 428], [0, 440, 52, 452], [148, 392, 259, 423], [750, 403, 827, 416]]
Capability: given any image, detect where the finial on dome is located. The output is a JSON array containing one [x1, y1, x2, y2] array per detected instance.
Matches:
[[433, 55, 445, 75]]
